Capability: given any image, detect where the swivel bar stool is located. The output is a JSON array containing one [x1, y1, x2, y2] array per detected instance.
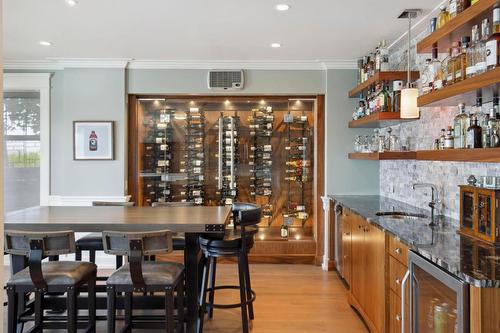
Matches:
[[198, 202, 261, 333], [103, 230, 185, 333], [5, 230, 97, 333]]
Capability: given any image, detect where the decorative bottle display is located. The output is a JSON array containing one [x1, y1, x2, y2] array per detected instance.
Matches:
[[89, 131, 98, 151], [282, 104, 311, 237], [132, 97, 316, 242], [216, 113, 240, 206], [249, 106, 274, 222], [140, 106, 175, 205], [183, 107, 205, 205]]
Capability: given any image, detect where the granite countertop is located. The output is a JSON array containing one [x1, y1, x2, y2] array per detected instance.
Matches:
[[329, 195, 500, 288]]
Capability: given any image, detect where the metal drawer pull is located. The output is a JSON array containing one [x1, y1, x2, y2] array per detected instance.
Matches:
[[396, 315, 401, 322], [396, 278, 401, 285], [401, 270, 410, 333], [394, 247, 402, 254]]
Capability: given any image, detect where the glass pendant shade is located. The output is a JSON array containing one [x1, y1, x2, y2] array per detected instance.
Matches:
[[400, 88, 419, 119]]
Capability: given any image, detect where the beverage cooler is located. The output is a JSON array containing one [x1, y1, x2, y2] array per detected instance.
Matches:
[[407, 251, 469, 333], [128, 96, 322, 246]]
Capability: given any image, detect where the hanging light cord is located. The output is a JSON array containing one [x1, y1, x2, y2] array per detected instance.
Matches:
[[407, 13, 412, 88]]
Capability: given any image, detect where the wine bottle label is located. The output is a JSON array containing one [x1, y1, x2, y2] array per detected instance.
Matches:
[[160, 114, 171, 123], [467, 131, 475, 148], [449, 2, 457, 15], [466, 66, 476, 76], [157, 160, 168, 167], [157, 123, 167, 129], [486, 41, 497, 67], [155, 138, 164, 144], [195, 197, 203, 204], [475, 61, 487, 72], [160, 144, 168, 151], [189, 107, 199, 112], [434, 80, 443, 90]]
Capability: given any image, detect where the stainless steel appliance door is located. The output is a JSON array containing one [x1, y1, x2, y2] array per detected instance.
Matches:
[[408, 251, 469, 333]]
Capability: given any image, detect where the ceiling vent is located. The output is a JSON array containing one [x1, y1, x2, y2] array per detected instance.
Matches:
[[208, 70, 244, 90]]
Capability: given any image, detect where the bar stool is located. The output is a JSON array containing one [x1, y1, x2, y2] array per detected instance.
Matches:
[[198, 203, 261, 333], [103, 230, 185, 333], [75, 201, 135, 270], [5, 230, 97, 333], [151, 201, 196, 251]]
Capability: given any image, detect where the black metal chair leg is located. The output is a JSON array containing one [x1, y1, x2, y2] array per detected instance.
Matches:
[[243, 253, 254, 320], [7, 287, 18, 333], [197, 256, 210, 333], [238, 254, 249, 333], [124, 292, 133, 332], [165, 287, 175, 333], [75, 248, 82, 261], [208, 257, 217, 319], [88, 273, 97, 332], [89, 250, 96, 264], [66, 286, 77, 333], [34, 290, 43, 331], [176, 279, 185, 333], [107, 286, 116, 333]]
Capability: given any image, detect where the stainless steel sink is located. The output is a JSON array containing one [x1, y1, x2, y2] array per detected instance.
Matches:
[[375, 211, 428, 219]]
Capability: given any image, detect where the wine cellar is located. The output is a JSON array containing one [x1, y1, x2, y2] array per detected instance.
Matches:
[[128, 95, 325, 262]]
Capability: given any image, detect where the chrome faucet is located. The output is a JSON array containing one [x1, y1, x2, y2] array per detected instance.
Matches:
[[412, 183, 439, 227]]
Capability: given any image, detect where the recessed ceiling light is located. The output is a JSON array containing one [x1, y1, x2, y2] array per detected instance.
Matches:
[[39, 41, 52, 46], [270, 43, 281, 48], [66, 0, 78, 6], [275, 4, 291, 11]]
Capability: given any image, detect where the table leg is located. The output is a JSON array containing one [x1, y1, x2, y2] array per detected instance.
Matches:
[[185, 233, 200, 333], [10, 255, 27, 333]]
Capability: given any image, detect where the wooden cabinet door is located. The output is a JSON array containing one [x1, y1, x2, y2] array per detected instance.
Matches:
[[364, 223, 386, 333], [342, 211, 352, 286], [350, 214, 366, 307]]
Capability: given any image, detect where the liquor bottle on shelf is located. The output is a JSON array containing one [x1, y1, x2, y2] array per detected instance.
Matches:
[[431, 47, 445, 90], [450, 42, 462, 84], [421, 58, 433, 94], [467, 28, 478, 79], [438, 5, 451, 29], [456, 0, 470, 14], [454, 103, 470, 149], [449, 0, 458, 18], [455, 37, 470, 83], [467, 114, 483, 148], [475, 20, 489, 75], [444, 127, 455, 149], [439, 129, 446, 149], [486, 6, 500, 70]]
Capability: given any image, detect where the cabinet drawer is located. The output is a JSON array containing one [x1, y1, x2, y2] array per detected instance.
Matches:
[[389, 290, 409, 333], [389, 256, 409, 299], [388, 236, 408, 266]]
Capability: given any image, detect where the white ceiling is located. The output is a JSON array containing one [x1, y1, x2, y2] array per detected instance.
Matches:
[[4, 0, 440, 64]]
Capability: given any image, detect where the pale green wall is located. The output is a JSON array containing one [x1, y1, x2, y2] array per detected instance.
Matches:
[[50, 69, 127, 196], [325, 69, 379, 195]]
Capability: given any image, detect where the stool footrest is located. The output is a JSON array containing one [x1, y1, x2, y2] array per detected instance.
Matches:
[[206, 285, 256, 309]]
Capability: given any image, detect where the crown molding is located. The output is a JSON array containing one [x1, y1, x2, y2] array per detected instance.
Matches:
[[4, 58, 358, 71]]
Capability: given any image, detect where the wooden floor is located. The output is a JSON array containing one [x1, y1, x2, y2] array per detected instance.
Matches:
[[4, 264, 368, 333]]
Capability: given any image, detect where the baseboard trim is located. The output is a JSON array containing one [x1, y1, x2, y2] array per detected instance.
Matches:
[[48, 195, 130, 206]]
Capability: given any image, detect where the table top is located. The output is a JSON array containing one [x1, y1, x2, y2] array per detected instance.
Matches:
[[5, 206, 231, 233]]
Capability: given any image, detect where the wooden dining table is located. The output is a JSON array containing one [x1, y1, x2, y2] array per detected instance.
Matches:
[[5, 205, 232, 333]]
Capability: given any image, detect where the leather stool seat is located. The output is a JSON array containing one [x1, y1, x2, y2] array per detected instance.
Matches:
[[199, 229, 256, 253], [107, 262, 184, 287], [8, 261, 97, 287]]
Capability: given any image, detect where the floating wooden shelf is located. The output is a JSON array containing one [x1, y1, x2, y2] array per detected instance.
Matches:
[[417, 68, 500, 107], [348, 152, 417, 160], [348, 112, 418, 128], [348, 71, 419, 98], [417, 0, 497, 53], [417, 148, 500, 163]]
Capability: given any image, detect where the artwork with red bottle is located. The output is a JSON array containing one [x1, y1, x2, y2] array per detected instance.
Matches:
[[74, 121, 114, 160]]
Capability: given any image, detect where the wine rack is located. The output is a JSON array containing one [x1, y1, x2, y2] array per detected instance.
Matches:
[[216, 113, 240, 206], [281, 109, 310, 237], [182, 107, 205, 205], [249, 106, 274, 224], [140, 107, 175, 205], [131, 96, 318, 249]]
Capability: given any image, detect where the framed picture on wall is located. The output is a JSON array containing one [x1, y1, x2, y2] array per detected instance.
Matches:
[[73, 121, 114, 160]]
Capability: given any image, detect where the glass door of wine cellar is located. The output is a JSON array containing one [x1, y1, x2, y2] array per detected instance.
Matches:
[[129, 96, 317, 242]]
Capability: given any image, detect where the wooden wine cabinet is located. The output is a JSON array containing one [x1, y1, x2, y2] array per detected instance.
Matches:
[[460, 185, 500, 245]]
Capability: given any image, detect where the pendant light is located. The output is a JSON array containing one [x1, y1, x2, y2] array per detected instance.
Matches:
[[399, 9, 421, 119]]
